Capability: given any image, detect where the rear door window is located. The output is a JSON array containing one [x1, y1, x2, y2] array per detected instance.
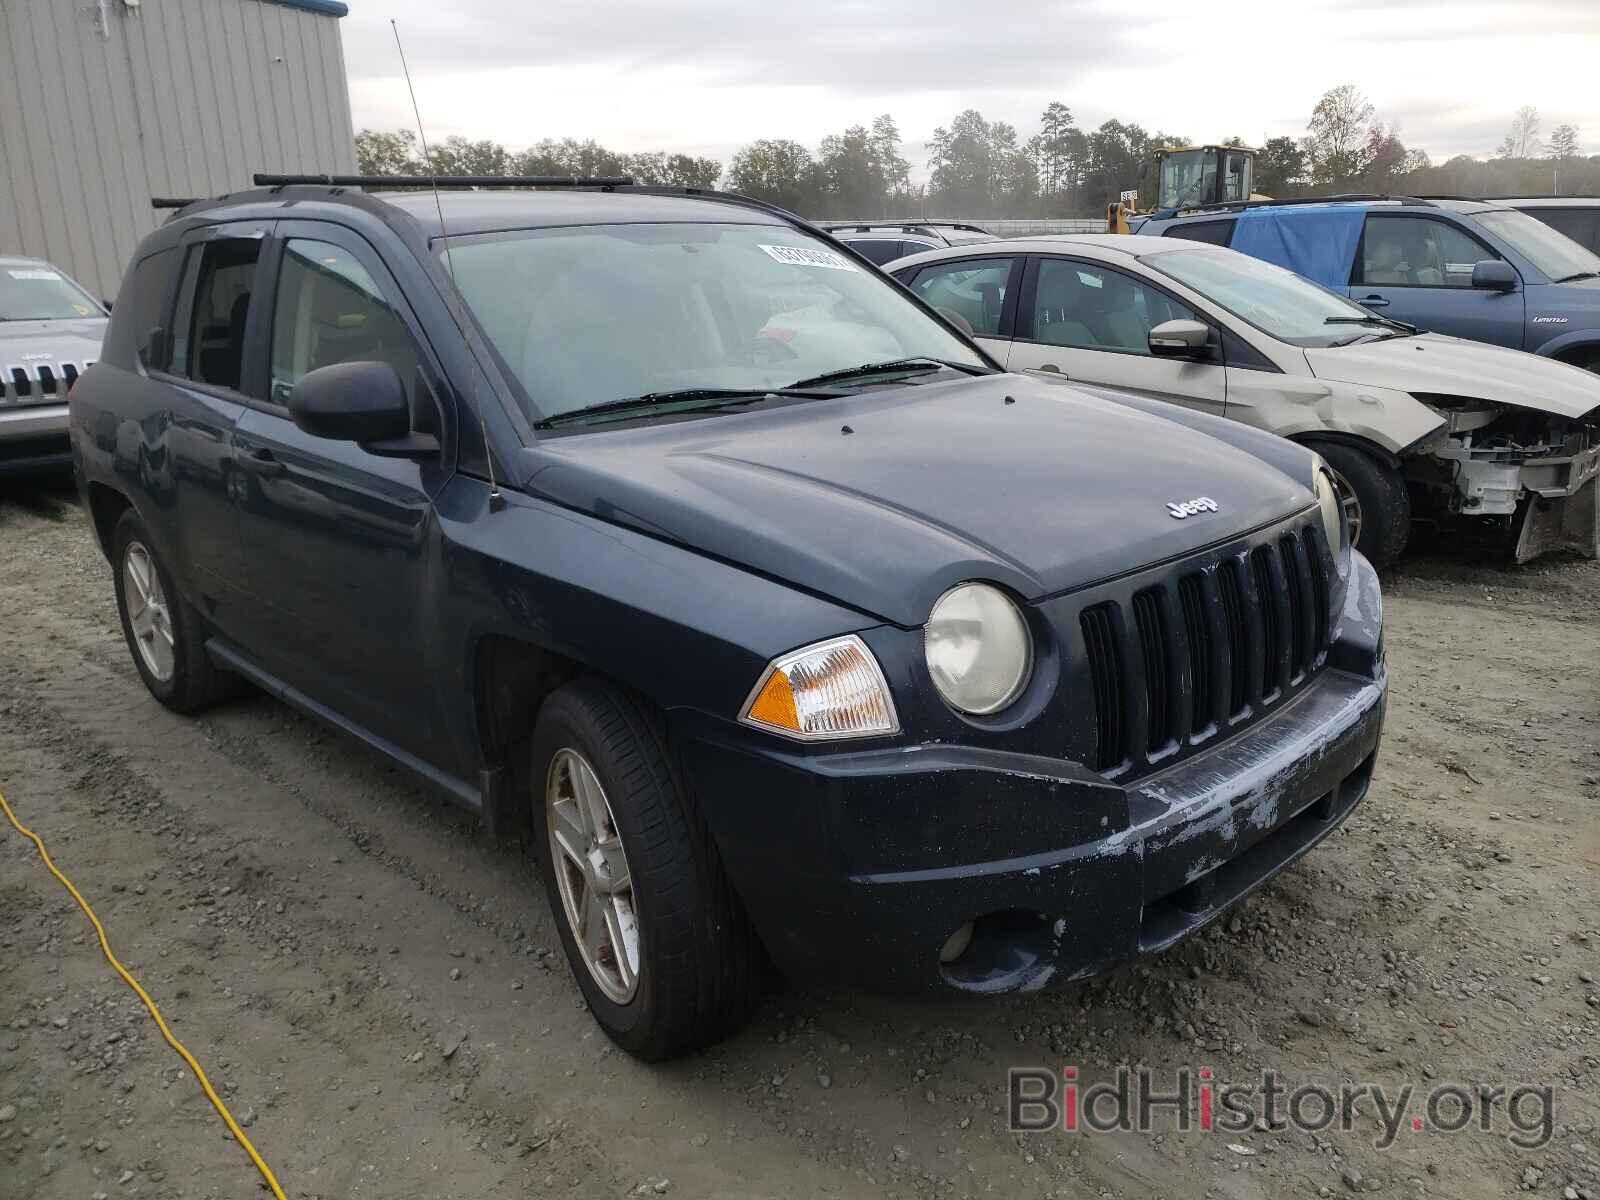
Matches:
[[906, 257, 1014, 336], [1356, 216, 1499, 288], [170, 238, 263, 390]]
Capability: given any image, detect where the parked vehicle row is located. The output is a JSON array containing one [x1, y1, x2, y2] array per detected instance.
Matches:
[[69, 179, 1385, 1059], [886, 232, 1600, 566]]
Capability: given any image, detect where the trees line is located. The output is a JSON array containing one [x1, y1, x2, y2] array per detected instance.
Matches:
[[355, 86, 1598, 219]]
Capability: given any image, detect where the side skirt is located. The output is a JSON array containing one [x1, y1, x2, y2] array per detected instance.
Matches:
[[204, 637, 484, 816]]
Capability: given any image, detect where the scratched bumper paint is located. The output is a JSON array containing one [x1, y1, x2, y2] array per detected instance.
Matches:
[[681, 553, 1387, 995]]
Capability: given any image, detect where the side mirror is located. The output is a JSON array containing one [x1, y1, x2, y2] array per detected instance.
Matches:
[[1148, 318, 1212, 358], [288, 361, 434, 456], [1471, 260, 1518, 291]]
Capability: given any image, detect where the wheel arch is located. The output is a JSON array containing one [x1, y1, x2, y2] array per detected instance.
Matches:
[[1288, 431, 1404, 471], [86, 481, 133, 560], [1547, 338, 1600, 369], [470, 633, 585, 835]]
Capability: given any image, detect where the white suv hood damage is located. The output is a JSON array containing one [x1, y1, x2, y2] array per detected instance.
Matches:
[[1303, 333, 1600, 420]]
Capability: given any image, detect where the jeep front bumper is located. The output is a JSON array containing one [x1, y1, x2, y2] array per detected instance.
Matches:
[[0, 403, 71, 474], [677, 553, 1386, 994]]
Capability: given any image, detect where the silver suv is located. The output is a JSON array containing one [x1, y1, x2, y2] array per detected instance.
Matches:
[[0, 255, 107, 474]]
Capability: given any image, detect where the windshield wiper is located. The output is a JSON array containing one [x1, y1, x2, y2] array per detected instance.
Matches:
[[784, 356, 991, 390], [1325, 314, 1418, 335], [533, 386, 836, 430], [1553, 271, 1600, 284]]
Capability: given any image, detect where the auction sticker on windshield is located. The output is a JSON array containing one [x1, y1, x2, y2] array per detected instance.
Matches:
[[760, 245, 859, 272]]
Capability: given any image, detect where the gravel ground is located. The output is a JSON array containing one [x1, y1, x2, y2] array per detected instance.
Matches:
[[1, 477, 1596, 1200]]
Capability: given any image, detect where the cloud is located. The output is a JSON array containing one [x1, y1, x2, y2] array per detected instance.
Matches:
[[341, 0, 1600, 168]]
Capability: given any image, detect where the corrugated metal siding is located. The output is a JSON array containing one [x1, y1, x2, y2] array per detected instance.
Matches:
[[0, 0, 356, 300]]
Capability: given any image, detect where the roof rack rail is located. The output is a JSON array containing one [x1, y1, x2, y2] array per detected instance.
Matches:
[[251, 172, 634, 189], [1159, 193, 1435, 218], [820, 219, 993, 233], [152, 197, 202, 209]]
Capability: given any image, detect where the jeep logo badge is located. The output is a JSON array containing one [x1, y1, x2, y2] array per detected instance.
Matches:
[[1167, 497, 1218, 519]]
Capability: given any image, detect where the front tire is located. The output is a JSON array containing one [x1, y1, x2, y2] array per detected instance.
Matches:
[[530, 679, 761, 1060], [111, 509, 235, 713], [1312, 441, 1410, 568]]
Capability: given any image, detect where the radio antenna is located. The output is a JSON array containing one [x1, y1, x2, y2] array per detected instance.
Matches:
[[391, 19, 501, 508]]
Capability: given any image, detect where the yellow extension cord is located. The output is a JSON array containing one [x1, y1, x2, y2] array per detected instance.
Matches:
[[0, 786, 287, 1200]]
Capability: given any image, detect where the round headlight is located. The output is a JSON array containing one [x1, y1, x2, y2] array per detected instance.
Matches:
[[1314, 466, 1346, 553], [925, 583, 1032, 715]]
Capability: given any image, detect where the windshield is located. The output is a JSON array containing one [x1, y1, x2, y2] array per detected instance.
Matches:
[[442, 222, 986, 423], [0, 264, 103, 321], [1143, 247, 1399, 347], [1475, 209, 1600, 281], [1158, 151, 1215, 211]]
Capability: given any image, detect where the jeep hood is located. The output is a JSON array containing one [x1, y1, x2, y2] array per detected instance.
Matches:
[[0, 316, 107, 363], [521, 374, 1312, 626], [1303, 332, 1600, 420]]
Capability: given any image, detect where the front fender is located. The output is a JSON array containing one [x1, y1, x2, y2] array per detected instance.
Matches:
[[431, 474, 885, 772], [1223, 373, 1445, 458]]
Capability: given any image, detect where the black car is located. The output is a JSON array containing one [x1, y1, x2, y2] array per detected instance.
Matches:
[[71, 178, 1386, 1059], [821, 220, 996, 265]]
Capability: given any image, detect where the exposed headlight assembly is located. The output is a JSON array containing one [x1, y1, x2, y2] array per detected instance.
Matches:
[[1313, 463, 1347, 554], [925, 583, 1033, 715], [740, 635, 899, 741]]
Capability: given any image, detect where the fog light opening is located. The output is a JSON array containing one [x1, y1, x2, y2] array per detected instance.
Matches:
[[938, 920, 975, 965]]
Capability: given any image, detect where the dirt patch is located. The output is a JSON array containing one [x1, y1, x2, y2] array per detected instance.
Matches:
[[1, 490, 1596, 1200]]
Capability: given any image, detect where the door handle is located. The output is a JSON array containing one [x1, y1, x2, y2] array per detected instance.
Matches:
[[1357, 296, 1391, 308], [238, 448, 285, 478], [1038, 363, 1063, 374]]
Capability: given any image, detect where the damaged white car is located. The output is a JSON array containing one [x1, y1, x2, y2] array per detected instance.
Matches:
[[888, 235, 1600, 566]]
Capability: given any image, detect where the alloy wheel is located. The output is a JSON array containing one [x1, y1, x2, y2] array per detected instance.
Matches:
[[1328, 466, 1364, 550], [123, 541, 175, 682], [546, 748, 640, 1004]]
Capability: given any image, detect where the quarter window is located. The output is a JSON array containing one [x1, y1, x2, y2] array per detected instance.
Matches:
[[1030, 259, 1200, 354], [171, 238, 262, 390], [908, 258, 1013, 336], [269, 239, 420, 407], [1357, 216, 1498, 289], [848, 240, 906, 266], [1167, 219, 1235, 246]]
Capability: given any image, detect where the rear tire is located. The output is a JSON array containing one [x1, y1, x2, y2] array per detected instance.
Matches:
[[530, 678, 761, 1060], [1311, 441, 1410, 568], [111, 509, 237, 713]]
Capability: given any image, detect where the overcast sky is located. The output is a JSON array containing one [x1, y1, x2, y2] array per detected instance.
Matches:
[[341, 0, 1600, 176]]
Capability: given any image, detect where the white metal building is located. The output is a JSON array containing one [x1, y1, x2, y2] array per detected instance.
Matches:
[[0, 0, 357, 299]]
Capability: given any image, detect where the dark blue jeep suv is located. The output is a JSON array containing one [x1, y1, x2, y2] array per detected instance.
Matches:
[[70, 179, 1386, 1058]]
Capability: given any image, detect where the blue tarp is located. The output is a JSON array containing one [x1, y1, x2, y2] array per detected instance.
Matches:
[[1228, 205, 1365, 290]]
